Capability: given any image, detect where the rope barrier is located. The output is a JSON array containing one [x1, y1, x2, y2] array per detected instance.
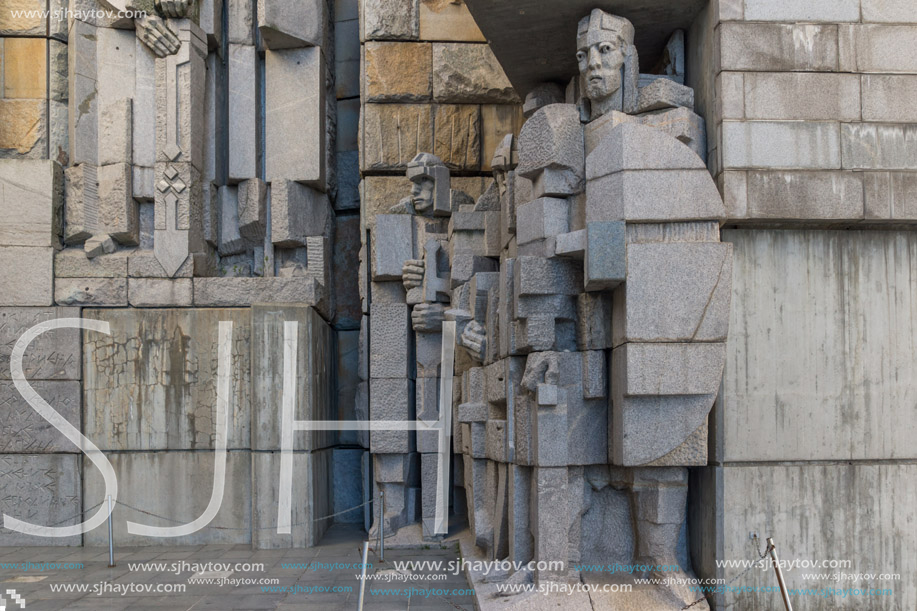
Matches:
[[47, 500, 105, 527], [113, 496, 376, 531]]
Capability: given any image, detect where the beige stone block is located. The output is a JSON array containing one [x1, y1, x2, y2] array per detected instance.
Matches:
[[98, 162, 138, 244], [432, 43, 519, 104], [862, 0, 916, 23], [0, 454, 81, 546], [83, 451, 251, 545], [719, 170, 747, 220], [719, 23, 838, 72], [0, 246, 53, 305], [0, 381, 80, 452], [128, 250, 194, 278], [481, 104, 523, 171], [721, 121, 840, 170], [0, 0, 46, 35], [743, 73, 860, 121], [128, 278, 193, 306], [0, 306, 81, 380], [362, 175, 409, 227], [361, 103, 433, 171], [842, 123, 917, 170], [54, 277, 128, 306], [452, 176, 486, 201], [3, 38, 46, 99], [55, 248, 128, 277], [717, 0, 744, 21], [0, 98, 45, 155], [743, 0, 859, 21], [418, 0, 484, 42], [716, 72, 744, 121], [433, 103, 480, 171], [862, 75, 917, 123], [365, 41, 431, 102], [745, 170, 864, 220], [852, 25, 917, 73], [264, 47, 325, 187], [362, 0, 418, 41], [864, 172, 917, 221], [0, 159, 63, 247], [49, 99, 67, 165]]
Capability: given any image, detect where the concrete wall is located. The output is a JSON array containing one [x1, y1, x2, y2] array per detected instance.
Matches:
[[691, 229, 917, 609], [0, 0, 358, 548], [688, 1, 917, 609]]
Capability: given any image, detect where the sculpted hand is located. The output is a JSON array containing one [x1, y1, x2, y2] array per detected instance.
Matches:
[[460, 321, 486, 362], [521, 352, 559, 392], [136, 14, 180, 57], [402, 259, 424, 290], [411, 303, 445, 333], [155, 0, 192, 18]]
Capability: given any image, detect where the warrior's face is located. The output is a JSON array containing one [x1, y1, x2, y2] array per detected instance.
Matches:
[[577, 39, 626, 103], [411, 176, 435, 213]]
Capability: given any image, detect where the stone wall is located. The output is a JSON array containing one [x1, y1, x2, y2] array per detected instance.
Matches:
[[357, 0, 524, 232], [691, 0, 917, 224], [687, 2, 917, 609], [0, 0, 347, 548]]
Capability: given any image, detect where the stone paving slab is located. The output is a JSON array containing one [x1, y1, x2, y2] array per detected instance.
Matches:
[[0, 524, 475, 610]]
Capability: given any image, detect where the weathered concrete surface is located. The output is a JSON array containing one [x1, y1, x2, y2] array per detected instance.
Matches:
[[0, 454, 81, 546], [83, 451, 252, 546], [251, 450, 332, 549], [251, 305, 333, 451], [721, 230, 917, 462], [82, 309, 252, 451], [691, 464, 917, 611]]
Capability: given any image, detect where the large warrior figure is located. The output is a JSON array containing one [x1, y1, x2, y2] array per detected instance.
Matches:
[[443, 8, 728, 609]]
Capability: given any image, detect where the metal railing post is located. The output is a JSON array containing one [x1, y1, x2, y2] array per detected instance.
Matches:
[[767, 537, 793, 611], [357, 541, 370, 610], [107, 495, 115, 567], [379, 491, 384, 562]]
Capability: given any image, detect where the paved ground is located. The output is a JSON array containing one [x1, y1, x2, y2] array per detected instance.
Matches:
[[0, 524, 475, 610]]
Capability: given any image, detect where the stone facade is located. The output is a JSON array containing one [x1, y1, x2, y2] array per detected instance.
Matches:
[[0, 0, 915, 610], [0, 0, 346, 549]]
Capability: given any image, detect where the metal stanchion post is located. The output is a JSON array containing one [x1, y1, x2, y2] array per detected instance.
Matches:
[[357, 541, 370, 611], [107, 495, 115, 567], [379, 491, 384, 562], [767, 537, 793, 611]]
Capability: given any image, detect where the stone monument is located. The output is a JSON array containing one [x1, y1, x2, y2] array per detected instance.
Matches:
[[365, 8, 730, 608]]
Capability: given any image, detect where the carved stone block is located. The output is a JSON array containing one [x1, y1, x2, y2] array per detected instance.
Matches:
[[238, 178, 268, 241], [271, 180, 333, 247], [0, 160, 63, 248], [362, 104, 434, 171], [265, 47, 325, 188], [0, 454, 81, 546], [98, 162, 138, 244], [258, 0, 326, 49], [433, 104, 481, 170], [0, 381, 80, 453]]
